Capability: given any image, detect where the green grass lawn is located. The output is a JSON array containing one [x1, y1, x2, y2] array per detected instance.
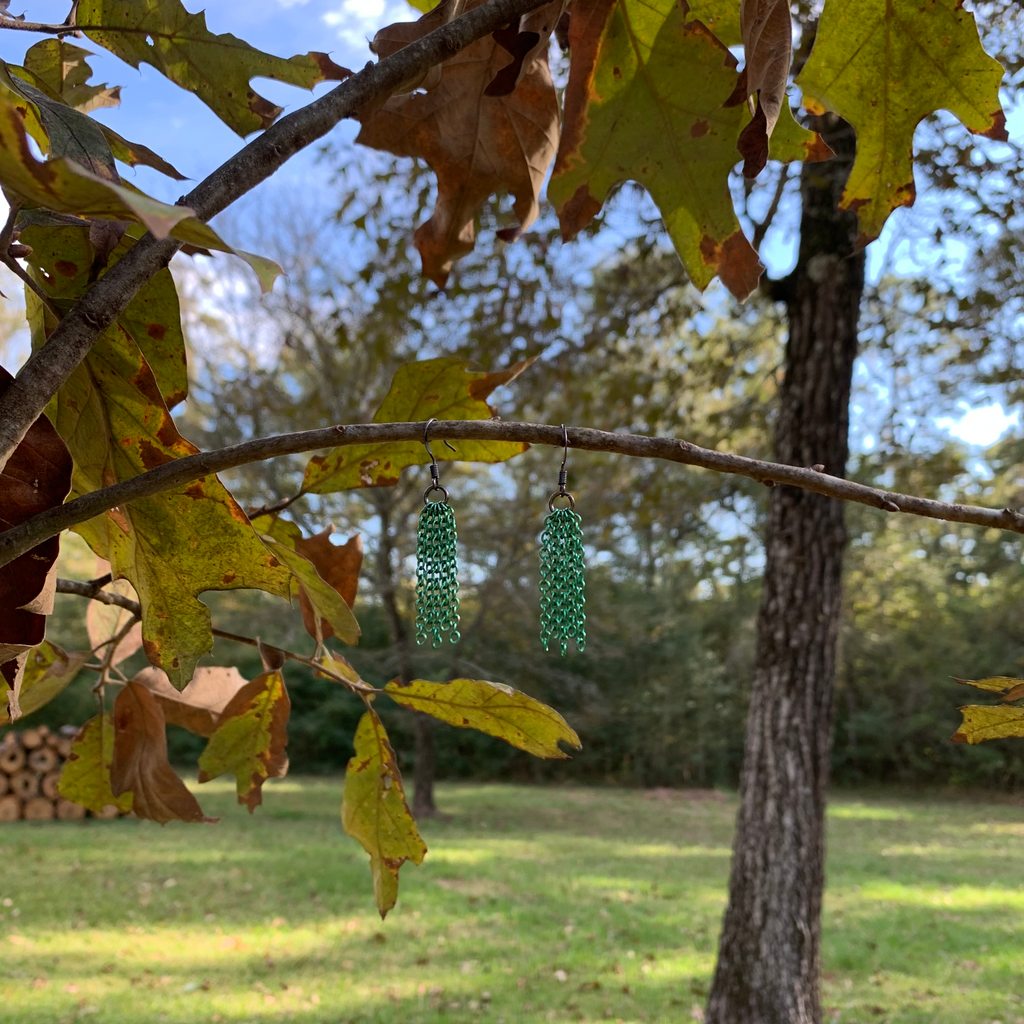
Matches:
[[1, 782, 1023, 1024]]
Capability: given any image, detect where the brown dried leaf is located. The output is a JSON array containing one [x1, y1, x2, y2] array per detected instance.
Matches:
[[0, 365, 73, 683], [357, 0, 559, 285], [294, 529, 363, 641], [111, 679, 212, 823], [735, 0, 793, 178], [85, 572, 142, 667], [132, 665, 250, 738]]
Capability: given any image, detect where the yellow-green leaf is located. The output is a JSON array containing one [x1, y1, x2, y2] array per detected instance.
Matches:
[[303, 357, 533, 494], [22, 39, 121, 113], [0, 641, 89, 724], [385, 677, 581, 758], [342, 709, 427, 918], [197, 670, 289, 811], [259, 535, 361, 646], [951, 705, 1024, 745], [57, 713, 134, 815], [16, 641, 90, 719], [76, 0, 351, 137], [955, 676, 1024, 700], [24, 291, 291, 690], [795, 0, 1007, 246], [549, 0, 827, 299]]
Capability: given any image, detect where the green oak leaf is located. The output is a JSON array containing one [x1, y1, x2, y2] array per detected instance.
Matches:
[[76, 0, 351, 137], [342, 709, 427, 918], [796, 0, 1007, 245], [549, 0, 828, 299]]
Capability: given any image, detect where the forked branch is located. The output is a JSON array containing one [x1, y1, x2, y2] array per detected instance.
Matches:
[[4, 420, 1022, 570]]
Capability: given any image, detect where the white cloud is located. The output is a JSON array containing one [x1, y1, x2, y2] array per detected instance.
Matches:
[[323, 0, 413, 50]]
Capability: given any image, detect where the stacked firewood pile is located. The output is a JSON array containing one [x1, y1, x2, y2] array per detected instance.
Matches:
[[0, 726, 116, 822]]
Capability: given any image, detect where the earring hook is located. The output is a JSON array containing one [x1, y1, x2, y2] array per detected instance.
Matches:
[[422, 418, 455, 504], [548, 424, 575, 512]]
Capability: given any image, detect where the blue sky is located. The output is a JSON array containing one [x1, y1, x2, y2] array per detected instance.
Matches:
[[0, 1, 1021, 447]]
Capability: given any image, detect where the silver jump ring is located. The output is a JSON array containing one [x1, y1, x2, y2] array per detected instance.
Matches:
[[424, 483, 450, 504], [548, 491, 575, 512]]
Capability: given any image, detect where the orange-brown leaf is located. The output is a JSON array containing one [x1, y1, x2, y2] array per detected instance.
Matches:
[[295, 530, 363, 641], [357, 0, 559, 285], [111, 679, 211, 823]]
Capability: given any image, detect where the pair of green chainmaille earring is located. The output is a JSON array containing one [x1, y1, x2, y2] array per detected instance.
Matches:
[[414, 420, 586, 656]]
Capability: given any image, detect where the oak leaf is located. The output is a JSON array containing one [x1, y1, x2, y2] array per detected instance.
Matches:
[[58, 713, 133, 816], [23, 39, 121, 114], [258, 535, 361, 646], [302, 356, 533, 494], [357, 0, 559, 285], [22, 244, 292, 689], [76, 0, 351, 137], [0, 365, 72, 709], [795, 0, 1007, 246], [0, 641, 89, 725], [549, 0, 816, 298], [951, 705, 1024, 745], [342, 709, 427, 918], [955, 676, 1024, 703], [197, 669, 290, 811], [294, 529, 363, 641], [384, 677, 581, 758], [111, 679, 211, 823], [86, 576, 143, 668], [133, 664, 250, 738], [735, 0, 792, 178]]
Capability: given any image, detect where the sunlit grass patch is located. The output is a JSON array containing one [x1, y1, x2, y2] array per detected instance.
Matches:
[[0, 783, 1022, 1023]]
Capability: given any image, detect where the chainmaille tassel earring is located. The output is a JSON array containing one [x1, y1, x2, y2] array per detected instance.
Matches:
[[415, 418, 461, 649], [539, 425, 586, 656]]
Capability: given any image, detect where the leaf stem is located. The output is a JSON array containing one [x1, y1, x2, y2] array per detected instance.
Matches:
[[55, 578, 376, 695]]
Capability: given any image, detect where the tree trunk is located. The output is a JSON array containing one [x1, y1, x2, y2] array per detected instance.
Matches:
[[374, 494, 439, 817], [706, 113, 865, 1024]]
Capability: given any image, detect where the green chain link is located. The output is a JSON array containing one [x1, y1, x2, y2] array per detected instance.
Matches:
[[539, 507, 586, 656], [415, 499, 461, 648]]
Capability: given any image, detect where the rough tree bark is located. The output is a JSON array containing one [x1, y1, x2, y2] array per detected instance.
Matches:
[[373, 493, 438, 817], [705, 112, 865, 1024]]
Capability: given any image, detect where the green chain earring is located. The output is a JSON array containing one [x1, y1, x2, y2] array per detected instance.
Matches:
[[539, 425, 586, 656], [415, 418, 461, 649]]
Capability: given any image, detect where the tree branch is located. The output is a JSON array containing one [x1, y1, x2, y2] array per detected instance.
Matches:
[[6, 420, 1024, 570], [0, 16, 77, 35], [54, 578, 374, 695], [0, 0, 552, 473]]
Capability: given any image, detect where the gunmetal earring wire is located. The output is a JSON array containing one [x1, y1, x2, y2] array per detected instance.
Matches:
[[538, 425, 586, 656], [415, 418, 461, 648]]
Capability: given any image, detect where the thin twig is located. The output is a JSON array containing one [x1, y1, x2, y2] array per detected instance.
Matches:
[[752, 165, 792, 251], [0, 0, 553, 474], [55, 578, 375, 695], [1, 254, 63, 322], [5, 419, 1023, 571], [0, 16, 77, 35]]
